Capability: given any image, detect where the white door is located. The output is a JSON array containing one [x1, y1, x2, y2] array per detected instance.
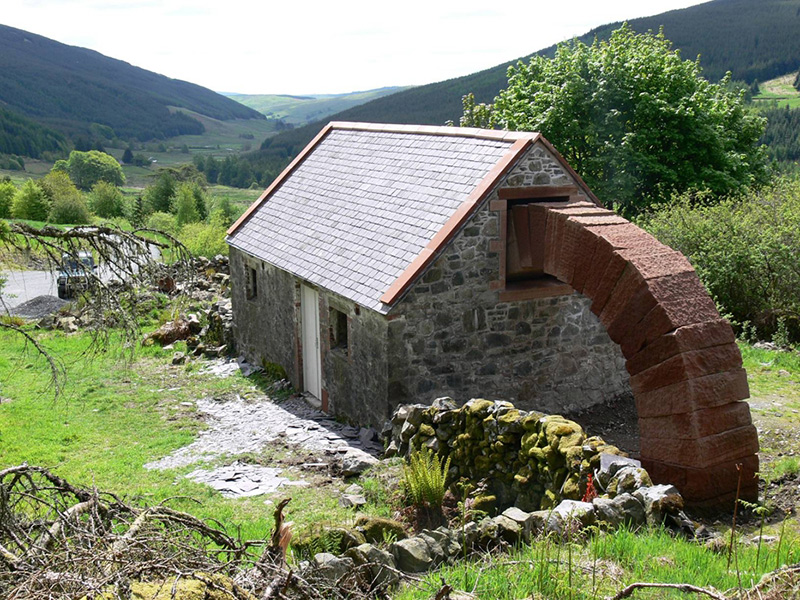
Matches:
[[301, 284, 322, 399]]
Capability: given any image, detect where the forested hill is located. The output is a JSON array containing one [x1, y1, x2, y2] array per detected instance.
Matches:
[[261, 0, 800, 158], [0, 24, 265, 143]]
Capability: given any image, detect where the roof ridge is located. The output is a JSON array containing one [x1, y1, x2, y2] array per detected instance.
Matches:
[[329, 121, 539, 142]]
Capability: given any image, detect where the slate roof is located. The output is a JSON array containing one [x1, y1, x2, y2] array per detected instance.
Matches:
[[227, 123, 541, 314]]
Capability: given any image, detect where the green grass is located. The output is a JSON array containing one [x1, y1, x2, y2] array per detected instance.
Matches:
[[0, 327, 355, 541], [395, 525, 800, 600], [740, 341, 800, 402], [753, 73, 800, 109]]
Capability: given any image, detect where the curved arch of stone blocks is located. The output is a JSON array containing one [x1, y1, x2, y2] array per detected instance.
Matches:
[[539, 200, 759, 507]]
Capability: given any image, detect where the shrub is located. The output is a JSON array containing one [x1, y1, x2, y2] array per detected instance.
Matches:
[[178, 218, 228, 258], [146, 211, 178, 234], [49, 195, 92, 224], [89, 181, 124, 218], [640, 177, 800, 343], [11, 179, 49, 221], [0, 180, 15, 218], [35, 171, 91, 224]]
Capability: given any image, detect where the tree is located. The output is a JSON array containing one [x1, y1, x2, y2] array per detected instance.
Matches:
[[11, 180, 49, 221], [53, 150, 125, 190], [122, 147, 134, 164], [462, 24, 769, 216], [0, 180, 15, 218], [143, 171, 176, 214], [89, 181, 124, 219], [174, 184, 200, 227], [37, 171, 91, 224]]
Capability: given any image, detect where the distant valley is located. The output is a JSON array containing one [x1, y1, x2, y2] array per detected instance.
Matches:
[[226, 87, 413, 127]]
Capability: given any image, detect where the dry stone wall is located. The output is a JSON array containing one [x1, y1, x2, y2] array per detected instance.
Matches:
[[385, 398, 631, 512]]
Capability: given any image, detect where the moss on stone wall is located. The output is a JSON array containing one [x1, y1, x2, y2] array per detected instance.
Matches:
[[387, 398, 625, 512]]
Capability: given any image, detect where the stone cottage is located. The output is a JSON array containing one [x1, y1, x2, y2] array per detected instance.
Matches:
[[226, 122, 758, 506]]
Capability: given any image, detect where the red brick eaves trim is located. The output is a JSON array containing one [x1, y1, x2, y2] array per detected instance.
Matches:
[[226, 123, 334, 236], [379, 137, 533, 306]]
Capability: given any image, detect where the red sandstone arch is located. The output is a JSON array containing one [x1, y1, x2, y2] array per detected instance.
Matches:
[[538, 200, 758, 507]]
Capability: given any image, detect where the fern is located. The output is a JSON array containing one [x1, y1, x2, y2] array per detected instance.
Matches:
[[402, 446, 451, 509]]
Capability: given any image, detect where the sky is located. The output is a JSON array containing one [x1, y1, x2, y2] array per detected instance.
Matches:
[[5, 0, 706, 96]]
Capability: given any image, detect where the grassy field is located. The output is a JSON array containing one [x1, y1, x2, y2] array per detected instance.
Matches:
[[1, 319, 798, 595], [753, 72, 800, 109], [0, 327, 372, 542]]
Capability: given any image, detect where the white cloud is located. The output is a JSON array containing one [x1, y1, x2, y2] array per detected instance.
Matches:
[[5, 0, 703, 94]]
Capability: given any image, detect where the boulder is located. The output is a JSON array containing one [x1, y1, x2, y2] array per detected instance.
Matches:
[[340, 452, 378, 476], [355, 515, 407, 543], [344, 543, 399, 588], [607, 466, 653, 496], [391, 537, 434, 573], [416, 531, 446, 564], [593, 493, 647, 528], [634, 485, 684, 526], [312, 553, 355, 584], [339, 494, 367, 509], [553, 500, 595, 526], [501, 506, 536, 542], [421, 528, 461, 561]]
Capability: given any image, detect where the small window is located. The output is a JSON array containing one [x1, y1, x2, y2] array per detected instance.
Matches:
[[329, 307, 348, 351], [499, 194, 573, 301], [506, 197, 567, 282], [246, 266, 258, 299]]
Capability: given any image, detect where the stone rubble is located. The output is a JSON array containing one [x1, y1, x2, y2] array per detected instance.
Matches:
[[144, 393, 382, 497], [187, 461, 309, 498]]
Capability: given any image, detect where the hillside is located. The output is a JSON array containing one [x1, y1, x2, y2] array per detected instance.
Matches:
[[0, 106, 68, 160], [262, 0, 800, 158], [0, 24, 265, 144], [227, 87, 412, 126]]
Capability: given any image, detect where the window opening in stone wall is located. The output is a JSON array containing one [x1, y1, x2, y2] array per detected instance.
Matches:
[[246, 266, 258, 299], [506, 196, 568, 283], [329, 307, 348, 351]]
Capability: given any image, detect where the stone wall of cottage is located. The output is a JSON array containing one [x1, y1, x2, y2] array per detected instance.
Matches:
[[230, 247, 391, 427], [319, 292, 390, 428], [230, 247, 299, 384], [387, 143, 630, 416]]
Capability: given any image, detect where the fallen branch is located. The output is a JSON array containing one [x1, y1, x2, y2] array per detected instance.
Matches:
[[606, 582, 728, 600]]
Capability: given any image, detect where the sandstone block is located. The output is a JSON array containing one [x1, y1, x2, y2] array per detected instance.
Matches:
[[640, 424, 759, 468], [581, 234, 618, 298], [604, 270, 703, 347], [626, 319, 736, 376], [544, 209, 572, 276], [634, 367, 750, 418], [621, 290, 720, 357], [643, 454, 759, 505], [569, 228, 599, 292], [638, 401, 752, 441], [630, 343, 743, 394]]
